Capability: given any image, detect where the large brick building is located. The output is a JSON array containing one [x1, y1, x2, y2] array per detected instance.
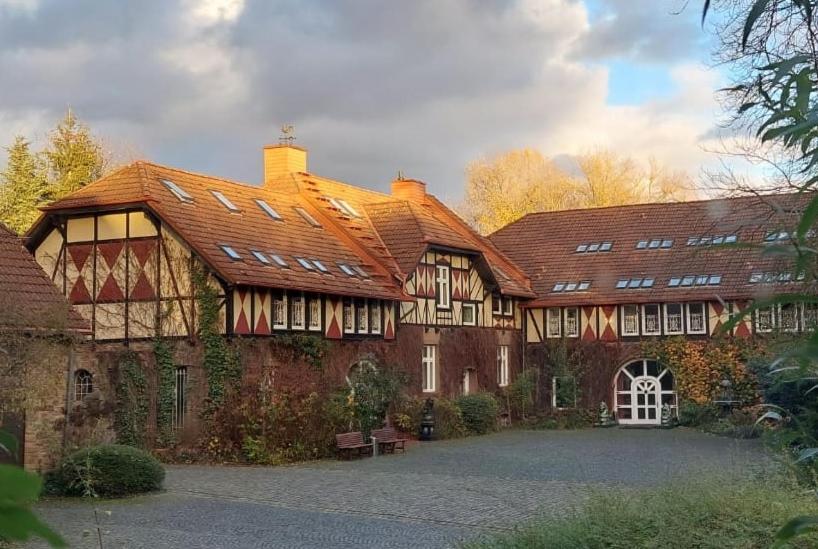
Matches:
[[21, 143, 815, 443]]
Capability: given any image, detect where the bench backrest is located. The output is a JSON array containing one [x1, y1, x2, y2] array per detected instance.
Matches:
[[371, 427, 399, 442], [336, 431, 365, 448]]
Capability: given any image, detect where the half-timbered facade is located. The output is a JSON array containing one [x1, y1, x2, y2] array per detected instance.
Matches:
[[491, 193, 817, 424]]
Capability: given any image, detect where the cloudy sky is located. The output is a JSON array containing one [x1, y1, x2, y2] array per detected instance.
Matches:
[[0, 0, 725, 200]]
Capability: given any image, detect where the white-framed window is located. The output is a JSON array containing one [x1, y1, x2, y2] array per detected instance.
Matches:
[[343, 299, 355, 334], [642, 304, 661, 336], [436, 265, 450, 309], [422, 345, 437, 393], [173, 366, 187, 430], [295, 207, 322, 227], [546, 307, 561, 338], [308, 298, 322, 331], [211, 190, 240, 212], [357, 300, 369, 334], [273, 292, 287, 329], [780, 303, 799, 332], [664, 303, 683, 335], [502, 297, 513, 316], [687, 302, 707, 334], [552, 376, 577, 409], [564, 307, 579, 338], [370, 301, 381, 334], [621, 305, 639, 336], [497, 345, 509, 387], [754, 305, 775, 333], [462, 303, 477, 326], [74, 369, 93, 401], [492, 295, 502, 315], [291, 295, 305, 330]]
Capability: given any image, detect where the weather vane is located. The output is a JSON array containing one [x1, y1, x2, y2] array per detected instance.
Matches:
[[279, 124, 295, 146]]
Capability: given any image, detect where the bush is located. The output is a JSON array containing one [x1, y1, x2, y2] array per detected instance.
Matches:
[[677, 401, 720, 427], [456, 393, 499, 435], [465, 477, 818, 549], [49, 444, 164, 497], [507, 368, 537, 419], [525, 409, 594, 430]]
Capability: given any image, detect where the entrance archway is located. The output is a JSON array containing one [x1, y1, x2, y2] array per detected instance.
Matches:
[[614, 359, 676, 425]]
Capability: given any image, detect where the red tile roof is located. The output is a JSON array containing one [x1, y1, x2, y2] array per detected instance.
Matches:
[[0, 223, 89, 333], [489, 193, 817, 307]]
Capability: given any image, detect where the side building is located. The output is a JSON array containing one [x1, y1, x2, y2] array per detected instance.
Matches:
[[25, 144, 533, 444], [490, 194, 817, 425]]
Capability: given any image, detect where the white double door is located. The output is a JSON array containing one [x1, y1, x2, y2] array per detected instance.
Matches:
[[615, 360, 676, 425]]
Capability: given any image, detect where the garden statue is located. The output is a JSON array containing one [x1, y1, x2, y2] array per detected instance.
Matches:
[[660, 403, 674, 428], [420, 398, 435, 441], [595, 401, 615, 427]]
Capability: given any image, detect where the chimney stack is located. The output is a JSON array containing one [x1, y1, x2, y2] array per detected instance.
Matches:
[[391, 176, 427, 202], [263, 144, 307, 183]]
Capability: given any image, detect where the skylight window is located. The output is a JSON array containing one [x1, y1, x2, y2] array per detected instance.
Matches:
[[616, 278, 655, 289], [565, 282, 577, 292], [295, 207, 322, 227], [688, 234, 738, 246], [681, 276, 695, 286], [712, 236, 724, 245], [599, 242, 612, 251], [660, 240, 673, 248], [642, 278, 655, 288], [708, 275, 722, 285], [669, 277, 681, 287], [695, 275, 709, 285], [724, 235, 738, 243], [639, 239, 671, 249], [636, 240, 648, 249], [699, 237, 711, 246], [628, 278, 642, 288], [352, 265, 369, 278], [555, 281, 590, 292], [616, 279, 628, 289], [577, 281, 591, 291], [312, 259, 329, 273], [338, 263, 356, 276], [211, 190, 239, 212], [588, 243, 600, 252], [270, 254, 288, 268], [687, 237, 698, 246], [576, 242, 611, 253], [648, 239, 661, 249], [576, 244, 588, 253], [219, 245, 241, 260], [296, 257, 315, 270], [255, 199, 282, 220], [338, 199, 360, 217], [160, 178, 193, 203], [749, 273, 763, 283], [251, 250, 270, 265], [553, 282, 566, 292]]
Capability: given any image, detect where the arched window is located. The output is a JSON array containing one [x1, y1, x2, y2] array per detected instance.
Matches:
[[74, 370, 93, 401], [613, 359, 676, 425]]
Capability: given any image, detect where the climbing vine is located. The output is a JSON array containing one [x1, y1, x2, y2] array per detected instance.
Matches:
[[113, 351, 148, 448], [275, 333, 330, 369], [193, 267, 240, 416], [154, 338, 176, 447]]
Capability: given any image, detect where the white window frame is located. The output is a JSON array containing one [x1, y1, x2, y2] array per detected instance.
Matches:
[[295, 207, 322, 227], [291, 294, 305, 330], [492, 295, 502, 315], [211, 190, 240, 212], [663, 303, 684, 335], [422, 345, 437, 393], [497, 345, 509, 387], [641, 304, 661, 336], [462, 303, 477, 326], [436, 265, 451, 309], [622, 305, 640, 336], [754, 305, 776, 333], [255, 199, 282, 220], [686, 302, 707, 334], [502, 297, 513, 316], [357, 300, 369, 334], [343, 299, 355, 334], [780, 303, 799, 332], [369, 301, 381, 334], [273, 292, 288, 330], [308, 297, 322, 331], [546, 307, 562, 338], [564, 307, 579, 338]]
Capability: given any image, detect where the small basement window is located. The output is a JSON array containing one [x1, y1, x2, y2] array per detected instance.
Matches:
[[211, 190, 240, 212], [160, 178, 193, 203], [255, 199, 282, 220], [219, 245, 241, 260], [295, 207, 322, 227]]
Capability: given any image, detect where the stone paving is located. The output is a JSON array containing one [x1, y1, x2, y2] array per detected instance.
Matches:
[[30, 428, 770, 549]]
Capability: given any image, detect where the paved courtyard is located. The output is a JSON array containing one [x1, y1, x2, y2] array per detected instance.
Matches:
[[32, 428, 770, 548]]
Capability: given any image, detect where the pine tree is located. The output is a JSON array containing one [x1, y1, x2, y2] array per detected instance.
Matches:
[[0, 136, 49, 234], [43, 109, 104, 200]]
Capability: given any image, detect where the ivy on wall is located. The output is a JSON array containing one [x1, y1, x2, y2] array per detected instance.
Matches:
[[113, 351, 148, 448], [274, 334, 330, 369], [193, 268, 240, 416], [154, 338, 176, 447]]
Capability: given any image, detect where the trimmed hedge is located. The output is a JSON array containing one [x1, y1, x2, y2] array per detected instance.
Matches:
[[50, 444, 164, 497], [456, 393, 499, 435]]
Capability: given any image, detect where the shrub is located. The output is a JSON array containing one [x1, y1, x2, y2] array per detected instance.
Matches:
[[465, 477, 818, 549], [50, 444, 164, 497], [525, 409, 594, 430], [456, 393, 499, 435], [507, 368, 537, 419], [677, 400, 720, 427]]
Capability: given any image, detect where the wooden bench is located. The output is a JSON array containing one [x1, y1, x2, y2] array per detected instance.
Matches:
[[335, 431, 373, 460], [371, 427, 408, 454]]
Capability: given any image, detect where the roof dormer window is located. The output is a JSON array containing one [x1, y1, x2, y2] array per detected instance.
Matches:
[[255, 199, 282, 220], [160, 178, 193, 203], [211, 190, 240, 213]]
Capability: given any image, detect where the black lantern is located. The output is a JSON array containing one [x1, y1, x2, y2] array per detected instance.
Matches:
[[420, 398, 435, 441]]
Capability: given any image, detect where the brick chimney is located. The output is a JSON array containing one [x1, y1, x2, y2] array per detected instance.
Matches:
[[391, 176, 427, 202], [263, 144, 307, 183]]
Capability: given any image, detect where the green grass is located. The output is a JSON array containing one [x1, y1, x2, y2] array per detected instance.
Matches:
[[465, 477, 818, 549]]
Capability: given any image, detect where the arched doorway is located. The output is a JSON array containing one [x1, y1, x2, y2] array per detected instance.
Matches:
[[614, 359, 676, 425]]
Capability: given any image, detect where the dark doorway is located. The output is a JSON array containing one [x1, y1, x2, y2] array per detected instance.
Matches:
[[0, 411, 25, 466]]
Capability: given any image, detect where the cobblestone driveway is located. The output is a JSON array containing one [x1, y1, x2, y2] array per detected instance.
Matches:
[[32, 428, 769, 549]]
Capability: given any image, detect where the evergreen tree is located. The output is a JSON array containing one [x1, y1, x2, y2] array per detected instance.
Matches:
[[0, 137, 48, 234], [43, 109, 104, 199]]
